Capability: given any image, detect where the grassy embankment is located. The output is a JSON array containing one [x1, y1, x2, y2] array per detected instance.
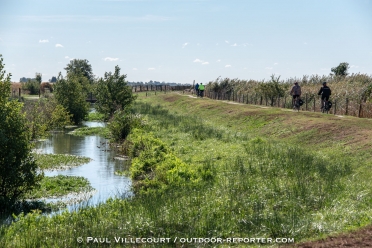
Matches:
[[1, 92, 372, 247]]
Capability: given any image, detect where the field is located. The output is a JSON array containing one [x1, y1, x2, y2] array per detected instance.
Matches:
[[1, 91, 372, 247]]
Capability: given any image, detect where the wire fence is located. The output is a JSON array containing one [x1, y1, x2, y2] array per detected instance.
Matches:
[[203, 90, 372, 119]]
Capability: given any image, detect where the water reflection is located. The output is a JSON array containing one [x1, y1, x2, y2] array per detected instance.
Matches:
[[36, 121, 132, 210]]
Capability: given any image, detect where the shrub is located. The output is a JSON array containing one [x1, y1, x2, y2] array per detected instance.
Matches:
[[109, 110, 145, 142], [0, 55, 43, 209], [127, 129, 208, 194]]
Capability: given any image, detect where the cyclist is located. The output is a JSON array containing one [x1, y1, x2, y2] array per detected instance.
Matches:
[[290, 82, 302, 108], [195, 83, 200, 97], [199, 83, 205, 97], [318, 82, 331, 110]]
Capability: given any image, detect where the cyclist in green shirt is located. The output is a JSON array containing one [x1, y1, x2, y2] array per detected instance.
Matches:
[[199, 83, 205, 98]]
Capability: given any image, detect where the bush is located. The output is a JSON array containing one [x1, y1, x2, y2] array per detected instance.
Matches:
[[94, 66, 136, 120], [0, 55, 43, 209], [22, 80, 40, 95], [108, 110, 145, 142], [126, 129, 209, 194], [54, 73, 89, 124]]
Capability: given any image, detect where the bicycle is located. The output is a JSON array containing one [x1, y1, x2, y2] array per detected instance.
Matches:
[[292, 96, 302, 112], [321, 99, 332, 114]]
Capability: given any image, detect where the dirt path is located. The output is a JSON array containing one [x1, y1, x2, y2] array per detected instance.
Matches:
[[293, 225, 372, 247]]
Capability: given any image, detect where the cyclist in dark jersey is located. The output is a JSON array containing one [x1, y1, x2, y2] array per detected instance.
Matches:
[[318, 82, 331, 110], [290, 82, 301, 108]]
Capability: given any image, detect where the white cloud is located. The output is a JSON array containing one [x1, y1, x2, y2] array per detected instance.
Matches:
[[225, 40, 229, 44], [103, 57, 119, 61], [202, 62, 209, 65], [132, 68, 138, 70], [216, 59, 221, 62], [193, 59, 203, 63], [320, 68, 329, 71], [304, 42, 308, 45], [65, 56, 69, 59], [265, 67, 273, 70], [350, 65, 359, 68], [148, 68, 155, 70], [55, 44, 64, 48], [225, 65, 231, 68], [216, 43, 219, 46], [182, 42, 188, 48], [274, 63, 278, 65], [39, 39, 49, 43], [231, 43, 237, 47]]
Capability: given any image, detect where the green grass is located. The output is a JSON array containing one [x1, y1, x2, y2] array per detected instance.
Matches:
[[34, 153, 92, 170], [87, 112, 105, 121], [68, 126, 111, 138], [1, 93, 372, 247], [25, 175, 93, 199]]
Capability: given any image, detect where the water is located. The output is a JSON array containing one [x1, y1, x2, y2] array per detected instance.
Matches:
[[36, 121, 132, 210]]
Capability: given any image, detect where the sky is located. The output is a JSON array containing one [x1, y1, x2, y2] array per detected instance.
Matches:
[[0, 0, 372, 84]]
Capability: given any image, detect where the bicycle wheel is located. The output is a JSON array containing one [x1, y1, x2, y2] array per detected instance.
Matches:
[[321, 101, 326, 113]]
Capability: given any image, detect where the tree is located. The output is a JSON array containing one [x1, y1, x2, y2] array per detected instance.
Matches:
[[94, 66, 136, 120], [257, 75, 287, 106], [49, 76, 57, 83], [65, 59, 94, 83], [0, 55, 43, 208], [35, 73, 42, 84], [54, 72, 89, 124], [23, 98, 72, 139], [22, 79, 40, 95], [331, 62, 350, 76]]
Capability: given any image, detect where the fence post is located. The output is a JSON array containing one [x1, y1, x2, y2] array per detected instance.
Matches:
[[358, 100, 362, 118], [305, 94, 308, 111], [345, 98, 349, 115], [334, 100, 336, 115], [260, 96, 263, 105], [313, 97, 316, 112]]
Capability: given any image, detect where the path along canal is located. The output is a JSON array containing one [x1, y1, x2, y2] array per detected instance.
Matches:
[[36, 121, 132, 211]]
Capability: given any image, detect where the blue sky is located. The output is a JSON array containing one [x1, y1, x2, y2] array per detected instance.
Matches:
[[1, 0, 371, 84]]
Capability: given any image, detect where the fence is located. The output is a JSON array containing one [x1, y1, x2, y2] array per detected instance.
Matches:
[[204, 90, 372, 119], [131, 85, 190, 92]]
